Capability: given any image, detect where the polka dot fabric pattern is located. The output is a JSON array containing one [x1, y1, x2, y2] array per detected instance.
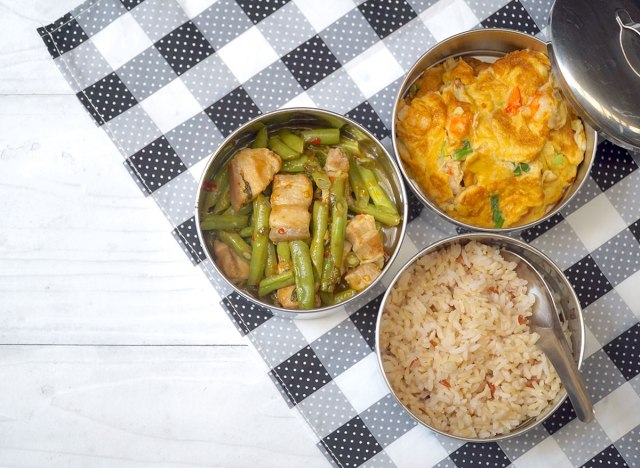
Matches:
[[37, 0, 640, 466]]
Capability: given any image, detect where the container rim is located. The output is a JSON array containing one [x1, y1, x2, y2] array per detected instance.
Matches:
[[375, 233, 586, 442], [195, 106, 409, 318]]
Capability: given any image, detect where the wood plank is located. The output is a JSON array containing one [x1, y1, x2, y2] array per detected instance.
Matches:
[[0, 345, 327, 467], [0, 94, 241, 345]]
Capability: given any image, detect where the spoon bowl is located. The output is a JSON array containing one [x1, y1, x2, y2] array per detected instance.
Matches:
[[501, 250, 594, 423]]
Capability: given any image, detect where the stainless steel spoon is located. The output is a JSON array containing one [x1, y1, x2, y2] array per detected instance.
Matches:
[[501, 250, 594, 423]]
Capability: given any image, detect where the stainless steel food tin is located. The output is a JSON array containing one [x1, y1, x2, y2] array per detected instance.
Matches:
[[392, 29, 598, 233], [375, 233, 585, 442], [195, 107, 408, 319]]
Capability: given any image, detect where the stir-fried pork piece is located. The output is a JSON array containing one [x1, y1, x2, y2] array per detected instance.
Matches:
[[325, 148, 350, 177], [269, 205, 311, 242], [269, 174, 313, 242], [228, 148, 281, 211], [270, 174, 313, 206], [346, 214, 384, 264], [213, 240, 249, 281], [345, 262, 381, 291], [276, 285, 298, 309]]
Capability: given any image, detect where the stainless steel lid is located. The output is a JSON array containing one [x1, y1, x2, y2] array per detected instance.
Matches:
[[549, 0, 640, 149]]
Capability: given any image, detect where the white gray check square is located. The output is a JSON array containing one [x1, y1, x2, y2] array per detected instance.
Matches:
[[361, 394, 417, 447], [257, 2, 316, 57], [117, 46, 178, 101], [530, 220, 589, 271], [520, 0, 553, 28], [244, 60, 304, 112], [181, 54, 238, 108], [58, 40, 112, 91], [130, 0, 189, 42], [582, 350, 627, 403], [614, 424, 640, 467], [369, 77, 403, 131], [497, 424, 550, 461], [560, 175, 601, 217], [252, 317, 309, 368], [320, 9, 379, 64], [605, 170, 640, 225], [384, 16, 436, 71], [152, 169, 198, 226], [552, 417, 612, 466], [311, 319, 371, 378], [592, 229, 640, 286], [298, 381, 358, 439], [307, 69, 365, 115], [192, 0, 253, 50], [74, 0, 127, 36], [583, 290, 637, 347], [105, 105, 162, 156], [165, 112, 222, 167], [467, 0, 512, 19]]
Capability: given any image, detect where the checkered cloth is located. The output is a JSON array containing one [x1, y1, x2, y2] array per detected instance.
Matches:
[[38, 0, 640, 466]]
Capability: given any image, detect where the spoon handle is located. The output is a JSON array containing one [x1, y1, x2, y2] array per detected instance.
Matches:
[[540, 331, 594, 423]]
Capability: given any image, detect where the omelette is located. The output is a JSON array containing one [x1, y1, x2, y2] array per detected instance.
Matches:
[[396, 50, 586, 228]]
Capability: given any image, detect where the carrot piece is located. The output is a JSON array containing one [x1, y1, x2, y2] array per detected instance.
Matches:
[[505, 87, 522, 115]]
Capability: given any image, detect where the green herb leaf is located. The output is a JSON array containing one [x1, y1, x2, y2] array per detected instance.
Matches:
[[489, 194, 505, 228], [438, 140, 446, 160], [453, 139, 473, 161], [513, 162, 530, 176], [408, 82, 420, 98], [552, 153, 565, 165]]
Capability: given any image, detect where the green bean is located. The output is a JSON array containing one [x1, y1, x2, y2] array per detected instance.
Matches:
[[222, 202, 252, 216], [202, 169, 229, 213], [217, 231, 252, 261], [319, 115, 346, 129], [276, 241, 291, 264], [281, 155, 312, 173], [268, 135, 300, 160], [247, 195, 271, 286], [200, 214, 248, 231], [212, 188, 231, 214], [338, 137, 360, 154], [258, 271, 295, 297], [320, 254, 336, 293], [265, 241, 277, 277], [319, 291, 334, 306], [356, 164, 399, 215], [251, 125, 268, 148], [334, 288, 356, 305], [301, 128, 340, 145], [311, 170, 331, 191], [278, 129, 304, 153], [310, 201, 329, 280], [290, 240, 315, 310], [239, 225, 253, 238], [348, 202, 401, 226], [321, 176, 347, 291], [348, 154, 369, 208], [345, 251, 360, 268]]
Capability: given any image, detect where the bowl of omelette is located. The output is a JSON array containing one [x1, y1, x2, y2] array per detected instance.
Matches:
[[393, 29, 597, 231]]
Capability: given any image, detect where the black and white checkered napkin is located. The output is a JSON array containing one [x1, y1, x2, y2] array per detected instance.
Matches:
[[38, 0, 640, 466]]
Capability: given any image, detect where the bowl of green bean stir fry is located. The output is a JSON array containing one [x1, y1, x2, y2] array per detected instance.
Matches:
[[196, 108, 408, 318]]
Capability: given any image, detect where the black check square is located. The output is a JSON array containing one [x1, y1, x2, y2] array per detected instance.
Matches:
[[282, 36, 342, 91], [322, 416, 383, 467], [172, 216, 205, 265], [77, 72, 137, 124], [542, 398, 576, 434], [270, 346, 333, 405], [125, 136, 187, 193], [205, 86, 261, 137], [221, 292, 273, 335], [405, 178, 425, 222], [630, 218, 640, 243], [450, 442, 510, 468], [358, 0, 417, 40], [481, 0, 540, 35], [604, 323, 640, 380], [582, 444, 628, 468], [345, 101, 389, 140], [120, 0, 145, 10], [155, 21, 215, 76], [591, 140, 639, 192], [521, 212, 564, 243], [350, 293, 384, 350], [564, 255, 613, 309], [39, 13, 88, 58], [236, 0, 290, 24]]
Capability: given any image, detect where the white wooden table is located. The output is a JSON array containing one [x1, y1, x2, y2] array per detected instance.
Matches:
[[0, 2, 327, 466]]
